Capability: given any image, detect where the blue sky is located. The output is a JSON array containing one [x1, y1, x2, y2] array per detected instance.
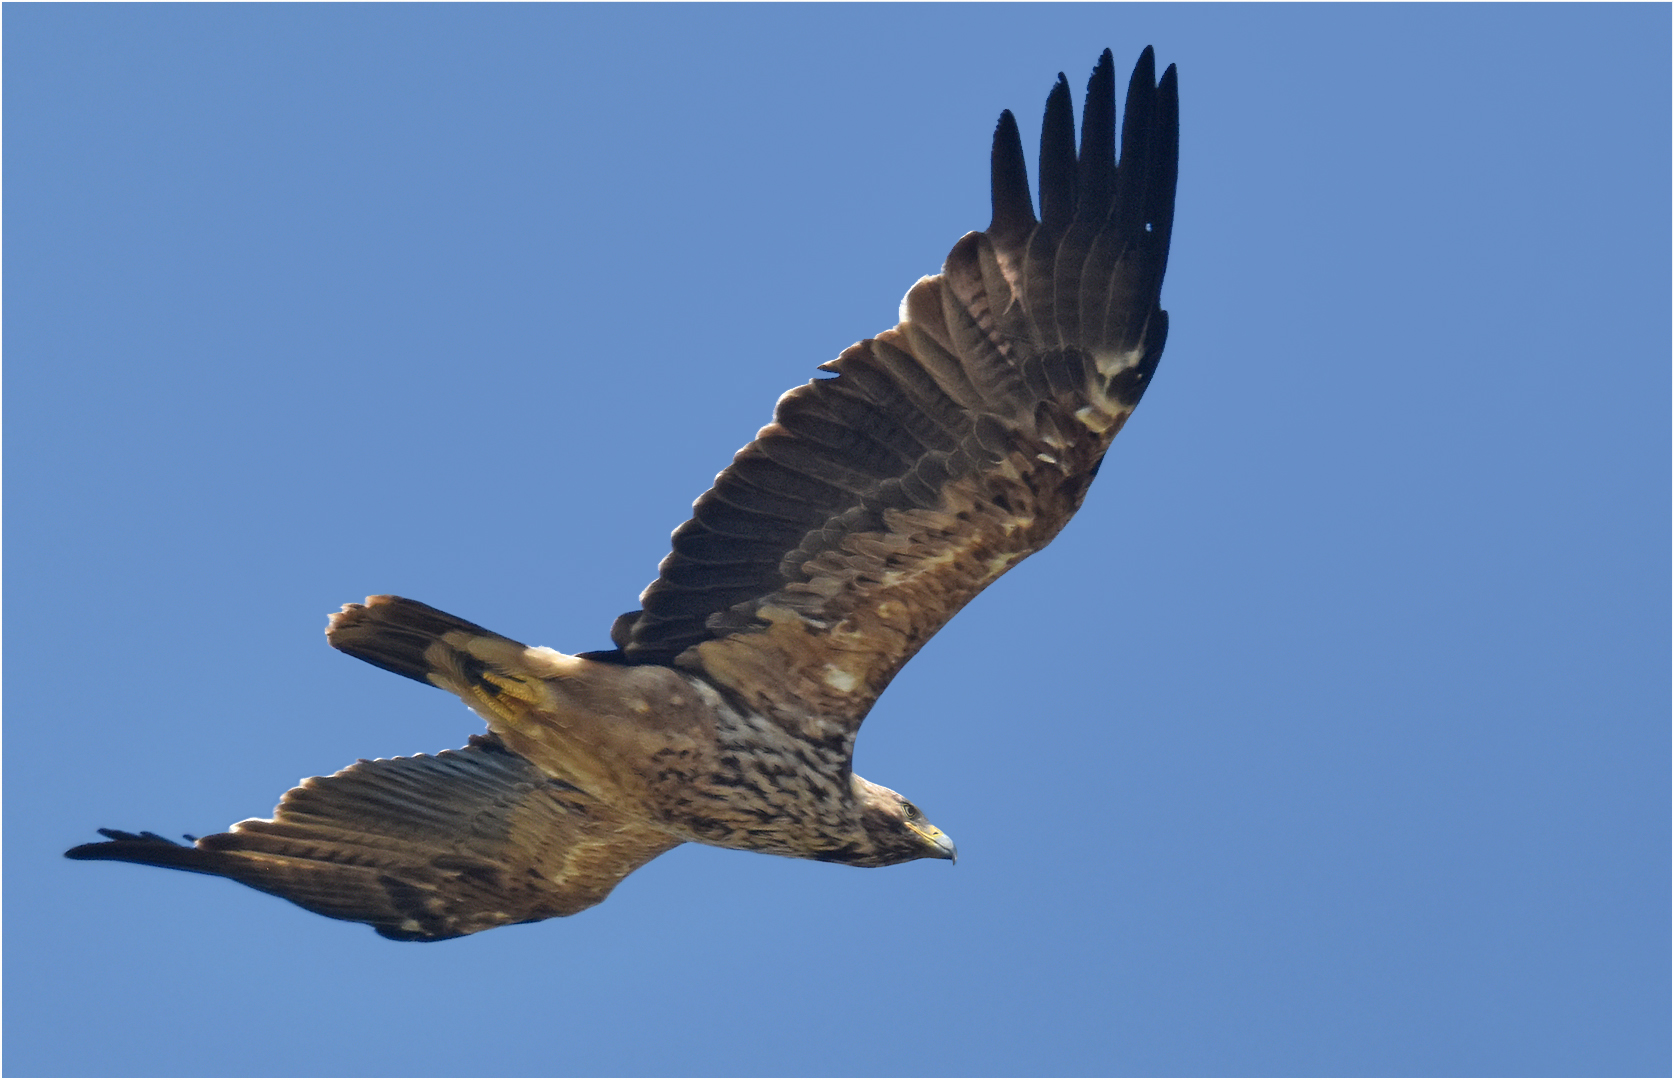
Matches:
[[6, 5, 1667, 1076]]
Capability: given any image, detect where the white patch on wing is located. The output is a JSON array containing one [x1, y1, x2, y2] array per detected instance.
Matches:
[[985, 553, 1023, 581], [1092, 345, 1146, 378], [1075, 402, 1127, 434], [822, 665, 860, 693]]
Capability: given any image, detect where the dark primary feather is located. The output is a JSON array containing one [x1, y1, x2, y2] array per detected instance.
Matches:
[[1037, 74, 1078, 231], [987, 109, 1034, 242]]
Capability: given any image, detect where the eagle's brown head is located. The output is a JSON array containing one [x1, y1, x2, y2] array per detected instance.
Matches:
[[840, 775, 958, 868]]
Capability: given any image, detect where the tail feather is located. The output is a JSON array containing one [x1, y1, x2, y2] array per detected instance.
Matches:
[[327, 595, 524, 686], [326, 594, 577, 737]]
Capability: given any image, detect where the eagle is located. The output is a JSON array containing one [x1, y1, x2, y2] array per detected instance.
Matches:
[[67, 47, 1179, 941]]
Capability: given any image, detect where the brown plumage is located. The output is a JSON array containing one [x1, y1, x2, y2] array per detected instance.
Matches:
[[67, 47, 1180, 941]]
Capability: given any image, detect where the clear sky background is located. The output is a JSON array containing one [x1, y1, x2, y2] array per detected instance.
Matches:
[[6, 5, 1667, 1077]]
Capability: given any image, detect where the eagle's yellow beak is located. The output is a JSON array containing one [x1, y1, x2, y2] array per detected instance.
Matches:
[[906, 820, 958, 864]]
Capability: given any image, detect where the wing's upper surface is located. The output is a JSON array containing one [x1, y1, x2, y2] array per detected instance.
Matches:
[[66, 735, 680, 940], [606, 49, 1178, 743]]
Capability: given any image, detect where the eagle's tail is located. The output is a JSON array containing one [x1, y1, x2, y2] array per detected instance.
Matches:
[[326, 595, 515, 685], [326, 595, 580, 734]]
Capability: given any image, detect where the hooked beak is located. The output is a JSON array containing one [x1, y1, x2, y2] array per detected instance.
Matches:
[[905, 821, 958, 865]]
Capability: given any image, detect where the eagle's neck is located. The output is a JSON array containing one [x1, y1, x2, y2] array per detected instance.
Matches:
[[658, 675, 877, 861]]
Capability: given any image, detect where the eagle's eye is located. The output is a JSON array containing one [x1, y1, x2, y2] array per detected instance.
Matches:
[[901, 801, 920, 819]]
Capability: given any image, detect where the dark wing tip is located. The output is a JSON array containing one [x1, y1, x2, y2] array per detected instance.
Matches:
[[988, 108, 1035, 239], [1144, 59, 1181, 270], [1038, 73, 1077, 229], [1132, 45, 1156, 86], [1077, 49, 1118, 213], [66, 829, 211, 870]]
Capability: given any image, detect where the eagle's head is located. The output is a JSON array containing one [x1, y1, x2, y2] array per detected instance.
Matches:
[[843, 775, 958, 868]]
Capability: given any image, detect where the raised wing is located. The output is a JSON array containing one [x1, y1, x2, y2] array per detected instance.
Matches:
[[65, 734, 680, 941], [604, 49, 1178, 743]]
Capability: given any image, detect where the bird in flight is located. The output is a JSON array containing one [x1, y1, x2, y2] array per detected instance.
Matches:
[[68, 47, 1179, 941]]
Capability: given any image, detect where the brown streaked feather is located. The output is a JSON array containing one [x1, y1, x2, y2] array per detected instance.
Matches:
[[66, 734, 681, 941], [611, 49, 1179, 745]]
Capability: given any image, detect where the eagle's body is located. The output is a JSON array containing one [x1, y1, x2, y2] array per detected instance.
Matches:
[[68, 47, 1180, 941]]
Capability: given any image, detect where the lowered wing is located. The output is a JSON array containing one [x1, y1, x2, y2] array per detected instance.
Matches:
[[67, 734, 680, 941]]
